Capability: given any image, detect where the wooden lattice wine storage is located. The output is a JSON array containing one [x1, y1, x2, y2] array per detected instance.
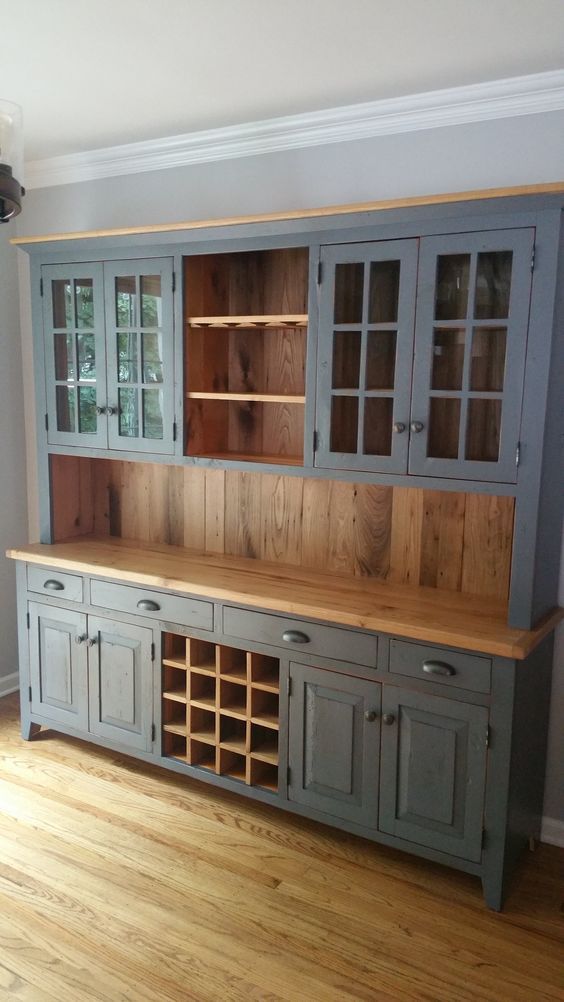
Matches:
[[161, 632, 279, 791]]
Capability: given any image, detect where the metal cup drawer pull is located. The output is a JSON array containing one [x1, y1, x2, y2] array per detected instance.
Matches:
[[136, 598, 161, 612], [422, 660, 456, 677], [43, 579, 64, 590], [282, 629, 310, 644]]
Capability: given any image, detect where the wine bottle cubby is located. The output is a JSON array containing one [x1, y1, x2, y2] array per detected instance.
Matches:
[[161, 632, 280, 792]]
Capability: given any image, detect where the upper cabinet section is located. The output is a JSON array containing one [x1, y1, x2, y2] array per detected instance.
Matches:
[[183, 248, 309, 465], [315, 228, 534, 482], [43, 258, 175, 455]]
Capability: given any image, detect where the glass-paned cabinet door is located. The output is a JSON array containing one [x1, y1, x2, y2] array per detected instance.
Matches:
[[104, 259, 175, 454], [315, 240, 418, 472], [42, 263, 108, 447], [409, 229, 534, 482]]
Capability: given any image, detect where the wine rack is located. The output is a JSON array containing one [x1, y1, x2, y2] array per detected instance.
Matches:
[[161, 632, 280, 792]]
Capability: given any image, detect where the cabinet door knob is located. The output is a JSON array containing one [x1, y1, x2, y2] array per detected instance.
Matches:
[[105, 406, 117, 416], [86, 637, 97, 647], [43, 579, 64, 590], [393, 422, 406, 434], [364, 709, 378, 722], [282, 629, 310, 644], [422, 660, 456, 677], [95, 405, 105, 416], [136, 599, 161, 612], [410, 421, 424, 433], [382, 713, 396, 726], [74, 634, 87, 645]]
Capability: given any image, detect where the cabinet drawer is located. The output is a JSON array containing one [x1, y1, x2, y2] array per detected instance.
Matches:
[[223, 606, 377, 666], [389, 640, 491, 694], [27, 565, 84, 603], [90, 580, 213, 631]]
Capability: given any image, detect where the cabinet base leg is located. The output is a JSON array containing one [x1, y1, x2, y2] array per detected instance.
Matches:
[[481, 874, 505, 912], [22, 720, 41, 741], [528, 836, 537, 852]]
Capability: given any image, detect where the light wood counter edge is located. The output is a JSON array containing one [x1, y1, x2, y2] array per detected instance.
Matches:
[[10, 182, 564, 246], [8, 543, 563, 660]]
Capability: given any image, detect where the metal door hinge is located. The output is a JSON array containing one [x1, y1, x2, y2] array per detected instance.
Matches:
[[150, 642, 155, 662], [486, 724, 491, 748], [515, 442, 521, 468], [313, 430, 319, 453], [531, 245, 536, 272], [172, 421, 177, 442], [151, 723, 156, 742], [28, 686, 32, 702], [172, 271, 176, 293], [44, 413, 49, 432], [287, 676, 292, 697], [39, 278, 44, 297], [26, 612, 30, 629], [317, 260, 323, 286], [482, 828, 487, 850], [287, 766, 291, 785]]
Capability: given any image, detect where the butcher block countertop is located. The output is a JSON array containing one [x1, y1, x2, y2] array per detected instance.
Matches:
[[7, 538, 563, 660]]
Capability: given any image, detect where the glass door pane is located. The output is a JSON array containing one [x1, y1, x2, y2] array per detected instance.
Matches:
[[43, 264, 107, 447], [409, 229, 534, 482], [315, 240, 419, 473], [105, 260, 174, 455]]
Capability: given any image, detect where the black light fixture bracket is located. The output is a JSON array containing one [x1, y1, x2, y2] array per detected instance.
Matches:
[[0, 163, 24, 222]]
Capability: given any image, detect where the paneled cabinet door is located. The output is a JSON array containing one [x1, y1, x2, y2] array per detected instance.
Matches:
[[288, 662, 380, 827], [28, 602, 89, 729], [87, 616, 153, 751], [379, 688, 488, 862], [315, 240, 419, 472], [409, 228, 534, 482], [104, 259, 175, 454], [43, 263, 108, 448]]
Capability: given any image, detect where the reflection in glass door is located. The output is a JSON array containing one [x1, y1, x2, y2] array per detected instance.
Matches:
[[43, 263, 108, 447], [105, 260, 175, 455], [315, 240, 419, 473], [409, 229, 534, 482]]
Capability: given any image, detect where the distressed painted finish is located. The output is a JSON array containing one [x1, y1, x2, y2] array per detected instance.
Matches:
[[379, 687, 488, 862], [88, 616, 153, 751], [288, 662, 380, 826]]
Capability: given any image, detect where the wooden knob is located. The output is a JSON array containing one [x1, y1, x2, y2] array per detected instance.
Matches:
[[382, 713, 396, 726]]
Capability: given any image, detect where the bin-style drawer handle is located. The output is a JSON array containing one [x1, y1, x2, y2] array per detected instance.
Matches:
[[44, 579, 64, 591], [422, 660, 456, 677], [282, 629, 310, 644], [136, 598, 161, 612]]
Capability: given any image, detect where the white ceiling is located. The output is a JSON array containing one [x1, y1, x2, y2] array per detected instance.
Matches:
[[1, 0, 563, 162]]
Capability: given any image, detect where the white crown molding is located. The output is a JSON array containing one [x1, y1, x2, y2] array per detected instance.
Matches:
[[0, 672, 19, 697], [25, 70, 564, 190], [541, 815, 564, 848]]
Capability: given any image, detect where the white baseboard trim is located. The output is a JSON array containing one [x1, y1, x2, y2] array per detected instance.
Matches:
[[540, 816, 564, 847], [0, 672, 19, 697]]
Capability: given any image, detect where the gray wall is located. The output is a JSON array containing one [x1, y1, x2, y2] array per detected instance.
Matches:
[[13, 109, 564, 826], [0, 227, 28, 683]]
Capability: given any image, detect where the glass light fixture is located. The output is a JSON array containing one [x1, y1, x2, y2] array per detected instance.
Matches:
[[0, 99, 24, 222]]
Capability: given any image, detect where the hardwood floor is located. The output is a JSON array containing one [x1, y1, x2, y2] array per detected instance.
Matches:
[[0, 693, 562, 1002]]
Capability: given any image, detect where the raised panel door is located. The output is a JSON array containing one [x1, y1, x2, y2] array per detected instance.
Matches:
[[87, 615, 153, 751], [28, 602, 89, 729], [288, 662, 380, 826], [379, 687, 488, 861]]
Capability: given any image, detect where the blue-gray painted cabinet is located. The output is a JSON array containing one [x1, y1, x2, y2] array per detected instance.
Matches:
[[9, 185, 564, 913], [42, 258, 175, 453]]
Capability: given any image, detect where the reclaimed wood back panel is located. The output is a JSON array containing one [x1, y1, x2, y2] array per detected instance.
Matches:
[[50, 456, 514, 600]]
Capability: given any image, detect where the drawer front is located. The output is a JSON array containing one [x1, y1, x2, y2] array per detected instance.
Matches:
[[389, 639, 491, 694], [90, 580, 213, 631], [27, 565, 84, 603], [223, 606, 377, 666]]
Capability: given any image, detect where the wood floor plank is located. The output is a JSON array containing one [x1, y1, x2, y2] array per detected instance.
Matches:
[[0, 694, 563, 1001]]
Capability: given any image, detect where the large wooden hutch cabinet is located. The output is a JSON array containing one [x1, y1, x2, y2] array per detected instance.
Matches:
[[8, 184, 564, 910]]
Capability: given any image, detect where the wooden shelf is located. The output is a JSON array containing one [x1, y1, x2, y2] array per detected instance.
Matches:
[[187, 314, 308, 329], [187, 451, 304, 466], [190, 697, 216, 712], [163, 723, 187, 737], [251, 714, 279, 731], [10, 539, 563, 659], [162, 689, 187, 703], [162, 658, 187, 670], [186, 392, 306, 403]]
